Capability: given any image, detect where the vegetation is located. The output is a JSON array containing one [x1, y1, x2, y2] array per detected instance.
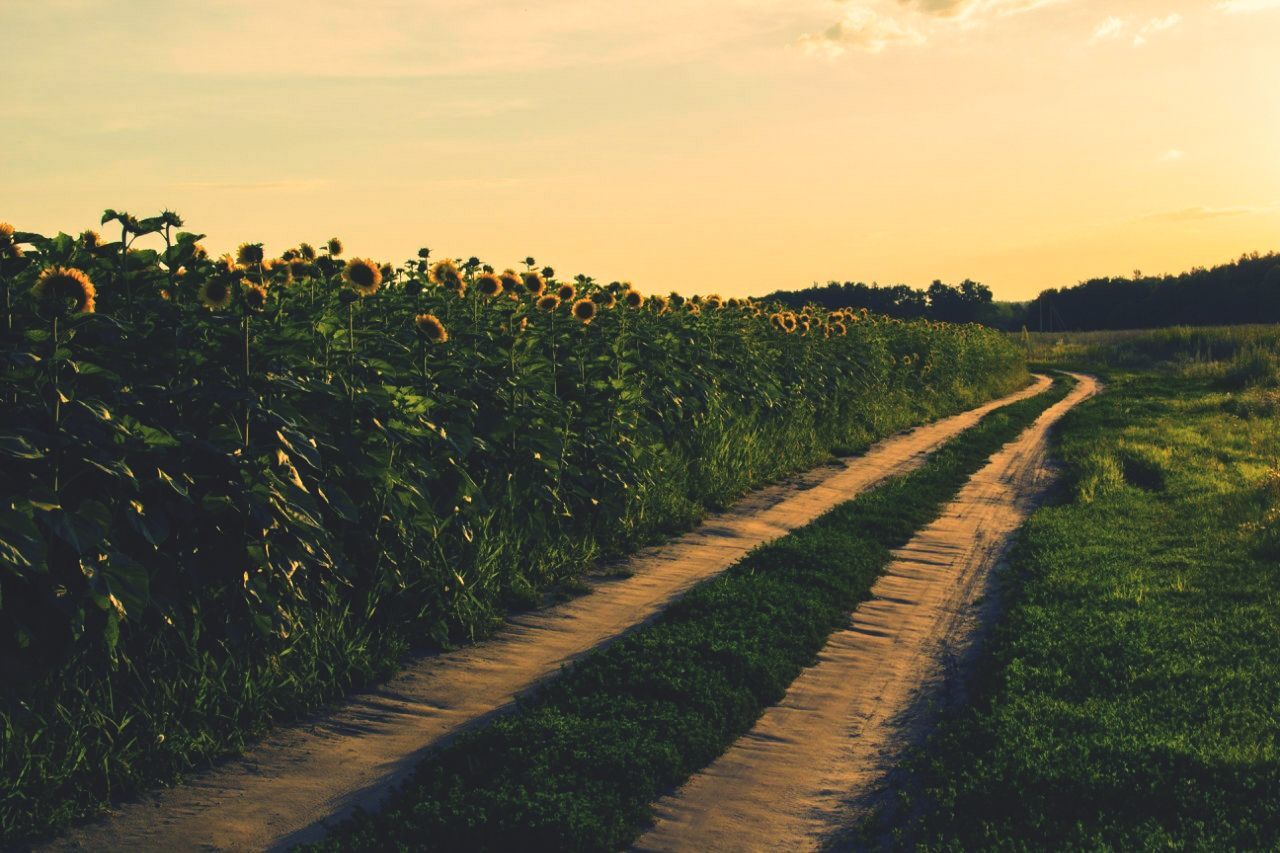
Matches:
[[876, 344, 1280, 848], [768, 250, 1280, 333], [1026, 251, 1280, 331], [307, 377, 1070, 852], [763, 278, 1015, 328], [0, 213, 1026, 844]]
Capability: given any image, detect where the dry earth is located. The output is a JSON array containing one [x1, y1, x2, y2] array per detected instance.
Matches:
[[44, 377, 1051, 852], [635, 373, 1098, 853]]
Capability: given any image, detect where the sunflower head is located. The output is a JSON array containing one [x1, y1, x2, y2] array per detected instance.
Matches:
[[242, 281, 268, 313], [298, 242, 317, 261], [344, 258, 383, 296], [430, 258, 463, 291], [199, 278, 233, 310], [290, 258, 314, 279], [573, 298, 598, 324], [80, 230, 102, 250], [685, 301, 701, 315], [0, 223, 17, 258], [705, 294, 724, 310], [418, 247, 432, 259], [237, 243, 265, 266], [594, 290, 617, 309], [557, 283, 576, 302], [499, 269, 523, 293], [536, 294, 561, 312], [649, 293, 669, 314], [476, 271, 503, 297], [782, 313, 798, 333], [32, 266, 96, 314], [833, 321, 848, 336], [215, 254, 239, 277], [770, 312, 785, 330], [521, 270, 546, 296], [623, 289, 644, 309], [414, 313, 448, 343], [380, 263, 395, 283], [265, 258, 293, 285], [327, 237, 344, 256]]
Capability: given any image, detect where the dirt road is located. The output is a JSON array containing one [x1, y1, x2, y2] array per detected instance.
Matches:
[[46, 378, 1052, 852], [636, 373, 1097, 852]]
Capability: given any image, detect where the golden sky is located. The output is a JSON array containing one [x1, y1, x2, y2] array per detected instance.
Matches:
[[4, 0, 1279, 300]]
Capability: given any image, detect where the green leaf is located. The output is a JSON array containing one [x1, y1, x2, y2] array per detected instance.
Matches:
[[0, 434, 43, 460]]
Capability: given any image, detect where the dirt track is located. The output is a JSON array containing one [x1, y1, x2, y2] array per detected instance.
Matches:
[[635, 373, 1098, 852], [44, 378, 1051, 852]]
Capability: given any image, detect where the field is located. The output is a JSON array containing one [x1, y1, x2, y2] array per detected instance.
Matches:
[[5, 215, 1278, 851], [870, 329, 1280, 848], [0, 215, 1026, 845]]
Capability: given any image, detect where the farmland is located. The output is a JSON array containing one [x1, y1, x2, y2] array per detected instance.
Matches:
[[0, 214, 1026, 845]]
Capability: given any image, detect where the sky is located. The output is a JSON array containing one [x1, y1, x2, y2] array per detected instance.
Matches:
[[3, 0, 1279, 301]]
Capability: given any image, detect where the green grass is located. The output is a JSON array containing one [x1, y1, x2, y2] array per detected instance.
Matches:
[[876, 370, 1280, 850], [307, 377, 1073, 852]]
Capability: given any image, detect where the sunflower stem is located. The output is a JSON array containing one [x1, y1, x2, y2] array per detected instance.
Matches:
[[243, 314, 251, 448]]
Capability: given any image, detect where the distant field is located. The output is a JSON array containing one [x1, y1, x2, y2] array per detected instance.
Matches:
[[1020, 324, 1280, 371]]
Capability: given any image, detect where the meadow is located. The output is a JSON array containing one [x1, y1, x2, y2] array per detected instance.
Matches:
[[869, 327, 1280, 848], [0, 213, 1026, 844]]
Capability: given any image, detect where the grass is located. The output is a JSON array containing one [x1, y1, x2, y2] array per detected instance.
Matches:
[[873, 369, 1280, 850], [306, 377, 1073, 852]]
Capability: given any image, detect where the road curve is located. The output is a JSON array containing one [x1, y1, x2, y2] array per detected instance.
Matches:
[[635, 373, 1099, 853]]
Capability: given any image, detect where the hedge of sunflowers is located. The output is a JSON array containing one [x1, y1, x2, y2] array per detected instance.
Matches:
[[0, 211, 1025, 839]]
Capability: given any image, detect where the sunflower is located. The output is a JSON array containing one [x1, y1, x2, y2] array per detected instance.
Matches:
[[380, 263, 395, 283], [32, 266, 96, 314], [557, 283, 576, 302], [536, 294, 561, 312], [199, 278, 233, 310], [418, 247, 432, 259], [705, 294, 724, 310], [782, 313, 798, 333], [215, 254, 239, 276], [290, 258, 314, 279], [80, 230, 102, 250], [573, 298, 597, 324], [414, 313, 448, 343], [237, 243, 264, 266], [685, 302, 702, 315], [476, 271, 502, 298], [265, 258, 292, 284], [521, 270, 546, 296], [770, 312, 785, 330], [623, 289, 644, 308], [344, 258, 382, 296], [430, 258, 464, 292], [0, 223, 18, 258], [298, 242, 317, 261], [192, 244, 208, 261], [499, 269, 522, 294], [327, 237, 344, 256], [594, 290, 617, 309], [833, 321, 848, 336], [242, 281, 268, 313], [649, 294, 669, 314]]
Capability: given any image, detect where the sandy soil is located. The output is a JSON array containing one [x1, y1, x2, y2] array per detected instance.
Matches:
[[635, 373, 1098, 853], [43, 378, 1050, 853]]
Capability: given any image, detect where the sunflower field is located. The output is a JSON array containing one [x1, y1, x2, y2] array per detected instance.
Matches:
[[0, 211, 1025, 841]]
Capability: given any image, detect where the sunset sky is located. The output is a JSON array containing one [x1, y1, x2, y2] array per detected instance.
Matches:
[[5, 0, 1279, 300]]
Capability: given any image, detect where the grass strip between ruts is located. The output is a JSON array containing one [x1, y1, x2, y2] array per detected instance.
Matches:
[[309, 375, 1074, 852]]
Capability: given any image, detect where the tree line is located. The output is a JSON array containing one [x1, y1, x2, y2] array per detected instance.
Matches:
[[764, 251, 1280, 331]]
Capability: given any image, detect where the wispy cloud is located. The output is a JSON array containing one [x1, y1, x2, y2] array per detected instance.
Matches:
[[1088, 13, 1182, 47], [797, 6, 926, 56], [1133, 13, 1182, 46], [1089, 16, 1126, 43]]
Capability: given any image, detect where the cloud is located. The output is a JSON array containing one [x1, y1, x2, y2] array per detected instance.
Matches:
[[797, 6, 926, 56], [894, 0, 1064, 19], [1133, 13, 1181, 46], [1089, 13, 1182, 47], [1089, 16, 1126, 42], [1216, 0, 1280, 12]]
